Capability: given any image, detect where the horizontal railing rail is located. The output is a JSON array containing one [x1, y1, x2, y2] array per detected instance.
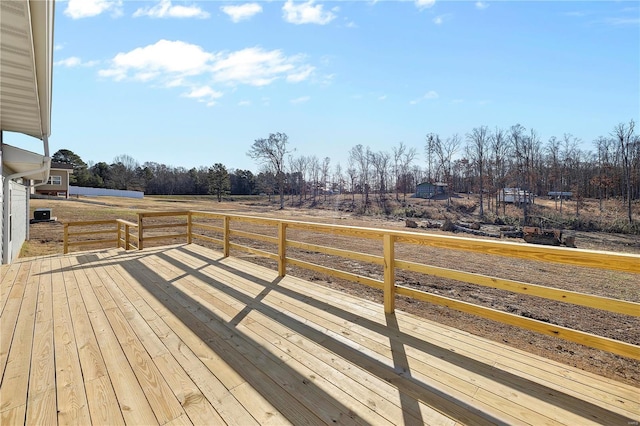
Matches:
[[64, 219, 139, 253], [63, 210, 640, 360]]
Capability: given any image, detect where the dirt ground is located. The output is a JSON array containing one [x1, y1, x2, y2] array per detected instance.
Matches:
[[24, 195, 640, 387]]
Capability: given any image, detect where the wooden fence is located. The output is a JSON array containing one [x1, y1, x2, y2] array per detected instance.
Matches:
[[63, 210, 640, 360], [64, 219, 139, 253]]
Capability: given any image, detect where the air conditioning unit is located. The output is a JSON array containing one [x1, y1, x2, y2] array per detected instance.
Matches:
[[33, 208, 52, 221]]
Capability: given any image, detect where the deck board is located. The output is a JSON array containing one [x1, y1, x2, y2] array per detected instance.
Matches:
[[1, 259, 39, 425], [26, 257, 56, 425], [1, 244, 638, 425]]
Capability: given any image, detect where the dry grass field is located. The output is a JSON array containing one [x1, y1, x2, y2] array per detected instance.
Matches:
[[23, 194, 640, 386]]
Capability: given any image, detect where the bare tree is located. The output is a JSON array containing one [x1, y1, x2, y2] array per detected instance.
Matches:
[[613, 119, 636, 223], [333, 162, 344, 196], [111, 154, 140, 190], [435, 134, 461, 205], [546, 136, 561, 210], [411, 165, 424, 196], [466, 126, 489, 217], [349, 144, 372, 208], [593, 136, 611, 211], [346, 159, 357, 204], [370, 150, 390, 207], [321, 157, 331, 201], [425, 133, 438, 183], [560, 134, 579, 214], [289, 155, 309, 204], [392, 143, 405, 201], [400, 145, 417, 202], [509, 124, 532, 221], [490, 127, 509, 215], [308, 155, 320, 201], [247, 132, 291, 209]]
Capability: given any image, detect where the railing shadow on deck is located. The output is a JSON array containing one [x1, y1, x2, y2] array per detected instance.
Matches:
[[124, 249, 503, 425], [170, 245, 636, 425], [55, 246, 501, 425], [71, 249, 364, 425]]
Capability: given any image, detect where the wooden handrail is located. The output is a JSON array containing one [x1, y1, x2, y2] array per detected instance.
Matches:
[[64, 219, 139, 253], [63, 209, 640, 360]]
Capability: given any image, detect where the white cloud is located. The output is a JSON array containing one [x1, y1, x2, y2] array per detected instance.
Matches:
[[99, 40, 316, 106], [320, 73, 335, 87], [65, 0, 122, 19], [212, 48, 314, 86], [133, 0, 209, 19], [291, 96, 311, 104], [475, 2, 489, 10], [238, 100, 252, 107], [433, 14, 452, 25], [99, 40, 215, 81], [54, 43, 65, 51], [378, 95, 387, 101], [415, 0, 435, 10], [287, 65, 314, 83], [410, 90, 439, 104], [55, 56, 99, 67], [165, 78, 185, 88], [182, 86, 223, 106], [55, 57, 81, 67], [603, 17, 640, 26], [221, 3, 263, 22], [283, 0, 336, 25]]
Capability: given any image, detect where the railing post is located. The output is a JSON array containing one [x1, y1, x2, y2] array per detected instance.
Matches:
[[223, 216, 230, 257], [187, 211, 193, 244], [138, 213, 144, 250], [278, 222, 287, 277], [117, 222, 122, 249], [63, 223, 69, 254], [383, 234, 395, 314], [125, 224, 131, 250]]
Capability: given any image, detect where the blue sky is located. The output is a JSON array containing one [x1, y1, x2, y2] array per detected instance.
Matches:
[[8, 0, 639, 172]]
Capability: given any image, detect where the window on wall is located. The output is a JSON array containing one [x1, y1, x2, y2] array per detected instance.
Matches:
[[47, 175, 62, 185]]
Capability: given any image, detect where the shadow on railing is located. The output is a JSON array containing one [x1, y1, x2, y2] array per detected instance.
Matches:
[[63, 210, 640, 361]]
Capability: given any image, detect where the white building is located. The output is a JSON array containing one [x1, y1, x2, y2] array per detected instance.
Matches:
[[1, 0, 55, 263], [497, 188, 534, 204]]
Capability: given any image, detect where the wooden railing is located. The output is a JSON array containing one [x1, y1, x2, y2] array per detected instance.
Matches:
[[64, 219, 139, 253], [64, 210, 640, 360]]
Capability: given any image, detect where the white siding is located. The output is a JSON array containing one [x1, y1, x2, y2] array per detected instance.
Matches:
[[8, 180, 28, 262], [0, 173, 3, 263]]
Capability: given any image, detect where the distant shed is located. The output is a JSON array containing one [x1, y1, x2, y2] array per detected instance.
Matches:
[[415, 182, 447, 199], [498, 188, 534, 204]]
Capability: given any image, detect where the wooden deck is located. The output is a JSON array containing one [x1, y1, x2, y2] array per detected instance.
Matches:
[[1, 244, 638, 425]]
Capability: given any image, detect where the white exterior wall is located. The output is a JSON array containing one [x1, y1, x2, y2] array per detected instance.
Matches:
[[8, 180, 28, 262], [0, 152, 3, 262]]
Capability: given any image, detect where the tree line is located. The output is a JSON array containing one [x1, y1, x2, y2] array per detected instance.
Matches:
[[53, 120, 639, 222]]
